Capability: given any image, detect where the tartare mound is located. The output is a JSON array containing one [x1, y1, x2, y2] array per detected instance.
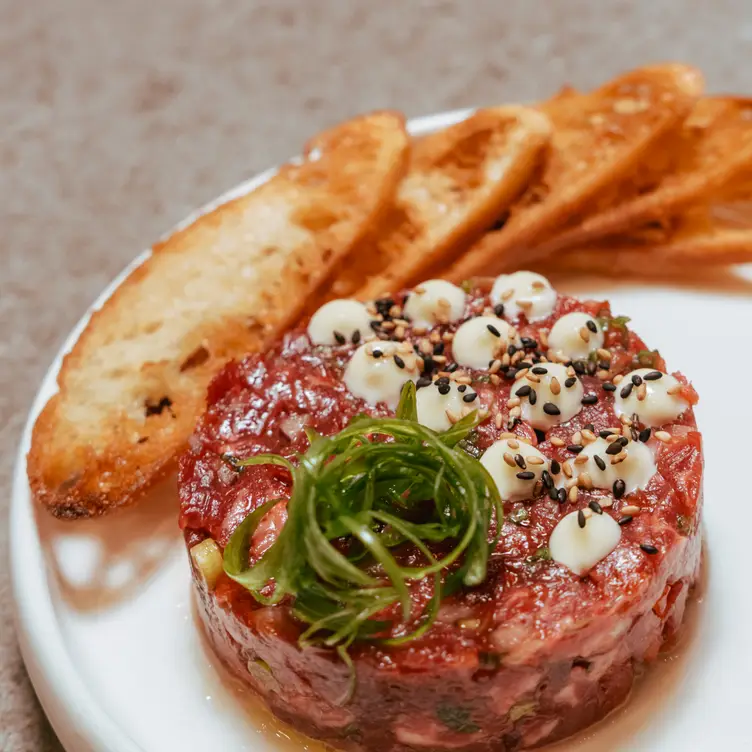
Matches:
[[179, 272, 702, 751]]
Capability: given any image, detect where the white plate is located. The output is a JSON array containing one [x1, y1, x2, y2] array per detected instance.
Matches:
[[10, 109, 752, 752]]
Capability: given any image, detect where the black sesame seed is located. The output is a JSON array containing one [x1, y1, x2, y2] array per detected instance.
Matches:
[[514, 454, 527, 469], [508, 344, 518, 356], [644, 370, 663, 381], [505, 368, 518, 381], [532, 366, 548, 375], [639, 427, 652, 442], [433, 342, 445, 355], [534, 429, 546, 443], [372, 349, 383, 359], [416, 376, 432, 388], [541, 470, 553, 489], [613, 479, 626, 499], [577, 510, 586, 528], [516, 471, 535, 480], [458, 384, 467, 393], [375, 297, 394, 317], [618, 515, 633, 526], [438, 384, 451, 396], [446, 363, 459, 373], [351, 330, 361, 345], [589, 500, 603, 514], [435, 376, 450, 386], [599, 430, 613, 439], [573, 361, 586, 375], [393, 355, 406, 369], [333, 330, 346, 345], [620, 382, 634, 399], [543, 402, 561, 416], [603, 382, 617, 392], [594, 455, 606, 471], [463, 392, 478, 403], [521, 337, 537, 349], [631, 374, 643, 386], [422, 357, 436, 372], [370, 320, 381, 331], [584, 423, 595, 432], [548, 486, 560, 501], [598, 360, 611, 370], [617, 436, 629, 446], [640, 544, 659, 555], [516, 385, 532, 397], [587, 361, 597, 375], [564, 376, 577, 388], [567, 444, 584, 454], [586, 320, 598, 333], [494, 303, 505, 317], [518, 361, 533, 369], [581, 394, 598, 405], [487, 324, 501, 337], [557, 488, 567, 503], [605, 440, 623, 455], [529, 389, 538, 405], [551, 459, 561, 475]]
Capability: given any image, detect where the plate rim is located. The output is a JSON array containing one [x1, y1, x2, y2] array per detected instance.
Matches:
[[9, 108, 472, 752]]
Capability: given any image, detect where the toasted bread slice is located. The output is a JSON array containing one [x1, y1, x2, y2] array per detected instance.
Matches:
[[28, 111, 410, 518], [443, 64, 704, 282], [537, 204, 752, 277], [303, 107, 550, 307], [532, 97, 752, 255]]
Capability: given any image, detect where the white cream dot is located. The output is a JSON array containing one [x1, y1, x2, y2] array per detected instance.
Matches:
[[480, 439, 548, 501], [548, 312, 604, 361], [613, 369, 690, 427], [490, 271, 557, 322], [549, 510, 622, 575], [512, 363, 583, 429], [343, 342, 418, 408], [307, 300, 373, 346], [571, 437, 656, 495], [404, 280, 466, 328], [416, 382, 478, 432], [452, 316, 518, 370]]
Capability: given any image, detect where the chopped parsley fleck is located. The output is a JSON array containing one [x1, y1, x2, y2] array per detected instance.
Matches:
[[634, 349, 661, 369], [509, 506, 530, 525], [527, 546, 552, 563], [436, 704, 480, 734], [460, 279, 474, 293]]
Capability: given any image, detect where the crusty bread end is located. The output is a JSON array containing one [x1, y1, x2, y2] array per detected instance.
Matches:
[[28, 111, 410, 518]]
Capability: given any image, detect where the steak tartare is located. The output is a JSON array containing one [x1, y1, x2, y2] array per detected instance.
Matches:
[[179, 271, 703, 751]]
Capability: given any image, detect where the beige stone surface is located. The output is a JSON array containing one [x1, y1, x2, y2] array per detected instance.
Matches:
[[1, 0, 751, 749]]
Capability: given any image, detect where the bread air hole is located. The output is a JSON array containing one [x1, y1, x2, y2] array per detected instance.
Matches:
[[144, 396, 174, 418], [180, 345, 210, 372]]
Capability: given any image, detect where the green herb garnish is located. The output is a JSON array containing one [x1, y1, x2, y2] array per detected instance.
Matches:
[[436, 704, 480, 734], [527, 546, 552, 563], [223, 382, 503, 653], [634, 349, 661, 369], [460, 279, 474, 293], [509, 506, 529, 525]]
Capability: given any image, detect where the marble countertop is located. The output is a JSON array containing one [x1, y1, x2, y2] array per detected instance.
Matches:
[[2, 0, 751, 749]]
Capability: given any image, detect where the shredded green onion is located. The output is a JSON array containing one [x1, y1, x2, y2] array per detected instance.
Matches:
[[223, 381, 502, 649]]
